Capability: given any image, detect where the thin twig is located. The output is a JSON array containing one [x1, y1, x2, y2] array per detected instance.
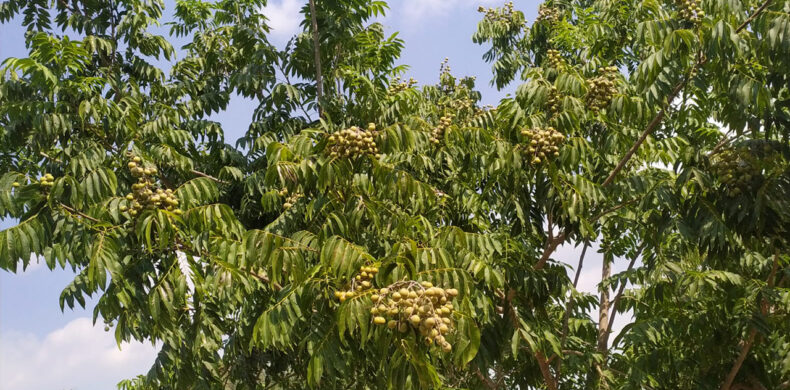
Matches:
[[58, 202, 101, 223], [573, 242, 590, 288], [308, 0, 324, 116], [190, 169, 229, 185]]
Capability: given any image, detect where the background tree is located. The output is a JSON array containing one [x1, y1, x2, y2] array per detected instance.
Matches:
[[1, 0, 789, 389]]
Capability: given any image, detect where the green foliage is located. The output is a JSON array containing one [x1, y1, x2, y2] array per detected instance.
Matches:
[[1, 0, 790, 389]]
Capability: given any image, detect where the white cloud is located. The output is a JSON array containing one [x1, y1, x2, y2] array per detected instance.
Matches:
[[0, 317, 158, 390], [261, 0, 303, 45], [397, 0, 498, 25]]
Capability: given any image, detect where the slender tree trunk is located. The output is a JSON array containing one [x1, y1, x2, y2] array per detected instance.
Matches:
[[597, 253, 612, 352], [308, 0, 324, 116]]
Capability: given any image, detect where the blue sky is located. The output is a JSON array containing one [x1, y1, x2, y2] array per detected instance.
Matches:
[[0, 1, 635, 388]]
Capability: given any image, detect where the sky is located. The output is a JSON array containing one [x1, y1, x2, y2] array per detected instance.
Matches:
[[0, 1, 635, 388]]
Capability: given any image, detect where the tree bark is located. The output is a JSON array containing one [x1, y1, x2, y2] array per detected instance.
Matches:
[[596, 253, 612, 353], [308, 0, 324, 116], [535, 351, 559, 390]]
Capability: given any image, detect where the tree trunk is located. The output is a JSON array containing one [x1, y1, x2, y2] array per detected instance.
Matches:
[[597, 253, 612, 352]]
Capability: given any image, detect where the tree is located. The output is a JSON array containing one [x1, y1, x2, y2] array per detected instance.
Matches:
[[1, 0, 789, 388]]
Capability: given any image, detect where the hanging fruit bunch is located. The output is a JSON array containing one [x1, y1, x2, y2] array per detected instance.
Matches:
[[278, 188, 303, 210], [546, 49, 564, 69], [450, 97, 474, 113], [545, 85, 562, 117], [585, 66, 619, 114], [711, 148, 761, 197], [677, 0, 704, 23], [38, 173, 54, 190], [370, 281, 459, 353], [521, 127, 565, 165], [430, 114, 455, 145], [387, 76, 417, 95], [327, 124, 380, 159], [120, 155, 179, 217], [536, 4, 561, 23], [334, 265, 379, 302]]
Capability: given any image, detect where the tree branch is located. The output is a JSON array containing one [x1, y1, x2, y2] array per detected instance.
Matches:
[[535, 351, 559, 390], [474, 366, 498, 390], [58, 202, 101, 223], [573, 242, 590, 289], [720, 253, 780, 390], [191, 169, 229, 185], [535, 232, 566, 270], [601, 79, 687, 187], [603, 0, 771, 187], [308, 0, 324, 116], [505, 289, 559, 390], [735, 0, 772, 33]]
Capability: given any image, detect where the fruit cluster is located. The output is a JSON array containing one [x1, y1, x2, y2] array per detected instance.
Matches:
[[278, 188, 303, 210], [477, 2, 521, 25], [430, 114, 455, 145], [586, 66, 619, 113], [38, 174, 55, 188], [370, 281, 459, 352], [450, 97, 474, 112], [121, 156, 180, 217], [546, 49, 564, 69], [711, 148, 760, 196], [327, 124, 380, 159], [546, 85, 562, 116], [678, 0, 704, 23], [536, 4, 560, 23], [334, 265, 379, 302], [388, 77, 417, 95], [439, 58, 452, 75], [520, 127, 565, 165]]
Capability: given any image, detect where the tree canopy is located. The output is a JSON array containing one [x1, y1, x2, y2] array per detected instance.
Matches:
[[1, 0, 789, 389]]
